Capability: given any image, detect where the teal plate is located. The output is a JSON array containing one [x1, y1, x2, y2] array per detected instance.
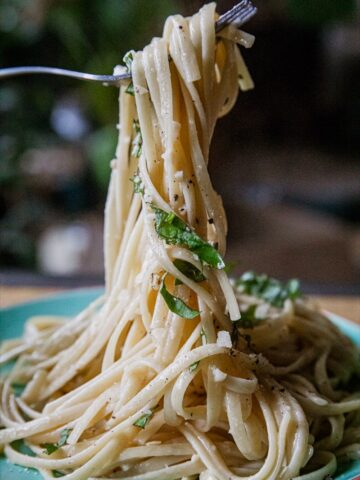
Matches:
[[0, 289, 359, 479]]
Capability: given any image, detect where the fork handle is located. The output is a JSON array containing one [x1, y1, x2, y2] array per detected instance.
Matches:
[[0, 66, 130, 85]]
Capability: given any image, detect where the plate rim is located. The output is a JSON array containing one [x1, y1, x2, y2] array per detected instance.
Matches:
[[0, 288, 359, 480]]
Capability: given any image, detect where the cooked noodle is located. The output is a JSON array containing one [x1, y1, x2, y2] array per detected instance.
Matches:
[[1, 4, 360, 479]]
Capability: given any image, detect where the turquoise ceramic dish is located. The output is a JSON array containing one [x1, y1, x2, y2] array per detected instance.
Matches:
[[1, 289, 359, 479]]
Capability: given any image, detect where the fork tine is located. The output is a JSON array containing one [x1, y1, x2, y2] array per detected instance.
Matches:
[[224, 2, 256, 25], [215, 0, 257, 32], [230, 6, 257, 29], [220, 0, 252, 22]]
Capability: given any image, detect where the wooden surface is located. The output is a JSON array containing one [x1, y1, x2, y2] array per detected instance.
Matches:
[[1, 286, 359, 324]]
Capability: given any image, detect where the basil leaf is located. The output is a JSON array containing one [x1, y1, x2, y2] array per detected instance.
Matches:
[[133, 409, 155, 429], [189, 361, 200, 372], [152, 206, 225, 269], [131, 119, 142, 158], [130, 170, 144, 194], [173, 259, 206, 284], [160, 275, 199, 320], [42, 428, 72, 455], [236, 271, 301, 307]]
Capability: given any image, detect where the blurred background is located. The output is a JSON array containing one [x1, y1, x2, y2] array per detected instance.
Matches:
[[0, 0, 359, 293]]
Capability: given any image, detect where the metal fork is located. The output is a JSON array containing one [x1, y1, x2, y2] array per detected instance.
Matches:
[[0, 0, 256, 87]]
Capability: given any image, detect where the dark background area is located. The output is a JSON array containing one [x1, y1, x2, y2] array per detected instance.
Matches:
[[0, 0, 359, 292]]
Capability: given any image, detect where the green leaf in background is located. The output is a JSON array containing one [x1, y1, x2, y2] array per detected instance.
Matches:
[[86, 125, 118, 192], [160, 274, 199, 320]]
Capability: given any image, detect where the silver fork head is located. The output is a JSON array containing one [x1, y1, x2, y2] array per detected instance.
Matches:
[[0, 1, 257, 86], [215, 0, 257, 32]]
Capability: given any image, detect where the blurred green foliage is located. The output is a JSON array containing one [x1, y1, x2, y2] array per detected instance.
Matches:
[[0, 0, 177, 182], [0, 0, 177, 268], [288, 0, 356, 25]]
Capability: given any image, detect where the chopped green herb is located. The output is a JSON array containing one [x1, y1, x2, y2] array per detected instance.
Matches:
[[133, 408, 155, 429], [42, 428, 72, 455], [160, 275, 199, 320], [200, 327, 207, 344], [173, 259, 206, 286], [52, 471, 65, 478], [189, 361, 200, 372], [122, 51, 135, 96], [236, 272, 301, 307], [131, 119, 143, 157], [130, 169, 144, 194], [152, 206, 225, 269]]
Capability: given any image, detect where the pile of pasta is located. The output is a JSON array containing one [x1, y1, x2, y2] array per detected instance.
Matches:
[[1, 3, 359, 479]]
